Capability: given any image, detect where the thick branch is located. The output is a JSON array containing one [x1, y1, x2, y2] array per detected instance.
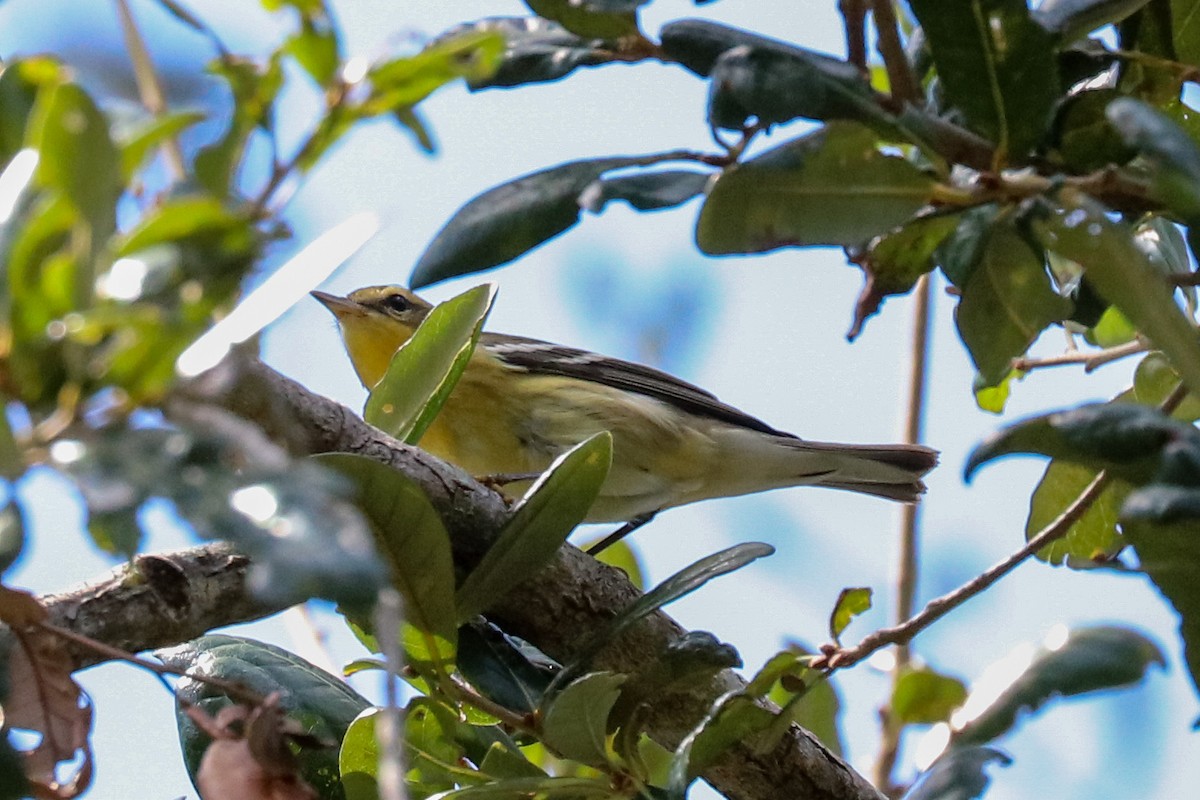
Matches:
[[35, 350, 883, 800]]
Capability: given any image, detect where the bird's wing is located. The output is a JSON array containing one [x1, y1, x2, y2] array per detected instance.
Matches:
[[481, 332, 793, 437]]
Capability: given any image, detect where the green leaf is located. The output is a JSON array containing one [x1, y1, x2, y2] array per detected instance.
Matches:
[[762, 646, 845, 757], [557, 542, 773, 685], [195, 54, 283, 196], [541, 672, 626, 766], [411, 155, 668, 288], [524, 0, 640, 39], [117, 109, 205, 180], [935, 204, 1000, 287], [339, 708, 380, 800], [1052, 89, 1137, 172], [579, 170, 709, 214], [116, 195, 251, 257], [908, 0, 1060, 159], [954, 217, 1072, 386], [952, 626, 1164, 745], [965, 402, 1200, 483], [829, 587, 871, 643], [425, 776, 617, 799], [1033, 188, 1200, 397], [478, 742, 548, 779], [159, 634, 372, 800], [904, 746, 1012, 800], [1175, 0, 1200, 67], [0, 58, 61, 165], [86, 506, 143, 559], [1026, 461, 1130, 566], [455, 432, 611, 622], [1123, 517, 1200, 697], [696, 122, 936, 254], [705, 43, 893, 131], [973, 368, 1023, 414], [31, 82, 120, 254], [284, 14, 341, 87], [891, 667, 968, 725], [315, 453, 458, 667], [1108, 97, 1200, 221], [364, 284, 497, 443], [0, 500, 25, 576], [366, 31, 506, 115], [458, 620, 557, 715], [669, 692, 775, 792], [443, 17, 617, 90], [590, 538, 644, 589]]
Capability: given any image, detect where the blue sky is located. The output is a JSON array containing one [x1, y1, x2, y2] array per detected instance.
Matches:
[[0, 1, 1196, 797]]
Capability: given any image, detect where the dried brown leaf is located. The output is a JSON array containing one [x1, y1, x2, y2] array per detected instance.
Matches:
[[0, 586, 47, 628]]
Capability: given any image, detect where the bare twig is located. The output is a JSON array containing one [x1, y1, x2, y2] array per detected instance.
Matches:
[[374, 589, 408, 800], [113, 0, 187, 182], [873, 273, 932, 794], [1011, 339, 1148, 373], [839, 0, 869, 71], [871, 0, 920, 106]]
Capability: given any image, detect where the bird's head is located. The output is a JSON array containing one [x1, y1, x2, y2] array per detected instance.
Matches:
[[311, 285, 434, 388]]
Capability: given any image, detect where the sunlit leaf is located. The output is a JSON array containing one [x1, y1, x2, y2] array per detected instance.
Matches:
[[524, 0, 640, 39], [443, 17, 618, 90], [366, 31, 505, 115], [829, 587, 871, 643], [425, 776, 616, 799], [365, 284, 496, 443], [952, 626, 1163, 745], [456, 432, 610, 621], [891, 667, 967, 725], [117, 109, 205, 180]]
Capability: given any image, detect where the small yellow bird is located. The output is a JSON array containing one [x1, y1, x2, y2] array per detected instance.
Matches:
[[313, 286, 937, 526]]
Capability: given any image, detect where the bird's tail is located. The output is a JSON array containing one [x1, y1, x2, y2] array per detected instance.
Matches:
[[781, 439, 938, 502], [708, 429, 938, 504]]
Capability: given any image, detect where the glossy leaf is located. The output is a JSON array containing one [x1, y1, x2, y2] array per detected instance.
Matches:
[[315, 453, 458, 667], [829, 587, 871, 643], [411, 155, 668, 288], [764, 647, 845, 758], [1034, 188, 1200, 397], [579, 170, 709, 214], [455, 431, 612, 622], [524, 0, 640, 39], [954, 218, 1071, 386], [952, 626, 1164, 745], [365, 284, 497, 443], [1035, 0, 1151, 41], [908, 0, 1060, 159], [696, 122, 936, 254], [541, 672, 625, 766], [1123, 517, 1200, 696], [160, 634, 371, 800], [706, 43, 892, 131], [458, 621, 557, 715], [444, 17, 617, 89], [1108, 97, 1200, 221], [966, 402, 1200, 483], [338, 709, 380, 800], [116, 195, 251, 257], [891, 667, 967, 725], [669, 692, 774, 791], [903, 747, 1012, 800]]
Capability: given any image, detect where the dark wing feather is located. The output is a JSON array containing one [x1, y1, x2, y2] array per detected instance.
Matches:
[[482, 332, 792, 437]]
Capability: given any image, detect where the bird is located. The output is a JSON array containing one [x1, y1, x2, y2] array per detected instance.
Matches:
[[313, 285, 938, 532]]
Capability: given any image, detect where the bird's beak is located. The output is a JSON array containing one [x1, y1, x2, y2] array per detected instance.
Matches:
[[311, 290, 363, 319]]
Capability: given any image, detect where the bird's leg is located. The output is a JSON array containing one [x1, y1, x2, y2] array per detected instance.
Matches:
[[477, 472, 541, 492], [585, 512, 658, 556]]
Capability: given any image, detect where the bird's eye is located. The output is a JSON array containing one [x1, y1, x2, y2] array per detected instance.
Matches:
[[381, 293, 412, 314]]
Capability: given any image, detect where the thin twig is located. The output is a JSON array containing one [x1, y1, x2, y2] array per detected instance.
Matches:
[[873, 272, 932, 793], [113, 0, 187, 182], [871, 0, 920, 106], [38, 620, 266, 706], [1012, 339, 1148, 373], [839, 0, 869, 71], [374, 589, 408, 800], [824, 380, 1192, 674]]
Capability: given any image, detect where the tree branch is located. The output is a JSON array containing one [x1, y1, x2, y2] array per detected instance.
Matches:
[[33, 349, 884, 800]]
